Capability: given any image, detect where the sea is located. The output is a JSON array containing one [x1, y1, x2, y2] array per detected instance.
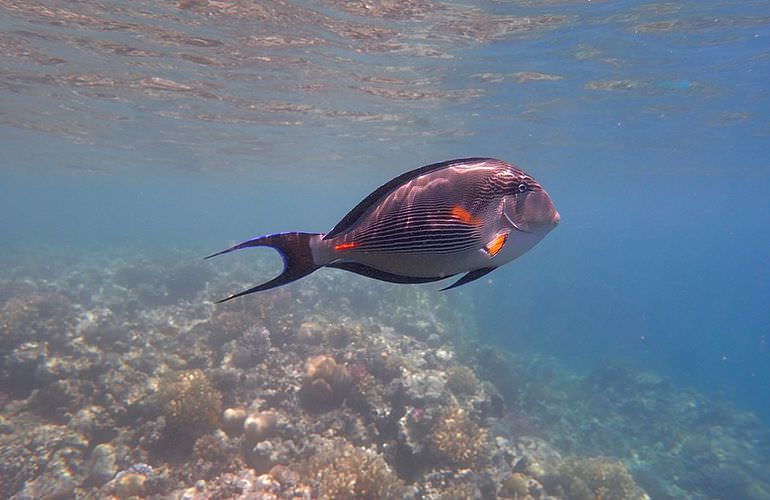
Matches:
[[1, 1, 769, 499]]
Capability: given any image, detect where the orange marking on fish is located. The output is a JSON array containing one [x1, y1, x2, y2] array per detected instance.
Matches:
[[452, 205, 481, 225], [485, 233, 508, 257], [334, 241, 359, 251]]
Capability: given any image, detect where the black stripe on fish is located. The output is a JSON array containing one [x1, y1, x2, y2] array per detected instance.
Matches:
[[355, 204, 486, 238], [350, 206, 484, 254], [355, 234, 480, 254], [359, 227, 478, 244], [354, 236, 472, 252], [357, 238, 477, 250], [355, 201, 457, 226], [324, 157, 494, 239], [356, 245, 477, 255], [357, 221, 480, 241], [356, 217, 479, 240], [356, 209, 457, 231]]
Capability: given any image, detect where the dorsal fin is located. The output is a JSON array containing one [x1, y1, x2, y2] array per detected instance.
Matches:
[[324, 157, 493, 240]]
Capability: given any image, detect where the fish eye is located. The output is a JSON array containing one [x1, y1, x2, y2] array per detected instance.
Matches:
[[517, 182, 529, 193]]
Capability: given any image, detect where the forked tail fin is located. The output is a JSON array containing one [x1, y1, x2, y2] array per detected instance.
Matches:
[[205, 232, 322, 302]]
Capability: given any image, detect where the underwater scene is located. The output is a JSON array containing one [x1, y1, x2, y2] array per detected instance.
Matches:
[[1, 0, 769, 498]]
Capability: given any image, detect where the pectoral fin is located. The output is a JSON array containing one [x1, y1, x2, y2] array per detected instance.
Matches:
[[484, 231, 509, 257]]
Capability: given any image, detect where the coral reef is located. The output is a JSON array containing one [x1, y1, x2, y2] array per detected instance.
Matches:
[[543, 456, 649, 500], [303, 440, 409, 499], [0, 250, 767, 499]]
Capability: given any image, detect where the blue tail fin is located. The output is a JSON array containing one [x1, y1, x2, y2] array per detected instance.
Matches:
[[205, 232, 321, 302]]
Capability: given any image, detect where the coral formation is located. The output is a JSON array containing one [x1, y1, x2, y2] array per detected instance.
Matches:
[[158, 369, 222, 437], [428, 406, 489, 467], [221, 407, 247, 435], [227, 325, 271, 369], [186, 431, 242, 481], [543, 456, 649, 500], [436, 481, 480, 499], [304, 440, 408, 499], [500, 472, 530, 497], [299, 354, 352, 409], [243, 412, 276, 444], [114, 472, 147, 498], [0, 293, 73, 350], [445, 364, 481, 396]]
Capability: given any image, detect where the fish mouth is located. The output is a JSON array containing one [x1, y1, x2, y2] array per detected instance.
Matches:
[[503, 208, 559, 233], [525, 191, 560, 229], [503, 193, 559, 232]]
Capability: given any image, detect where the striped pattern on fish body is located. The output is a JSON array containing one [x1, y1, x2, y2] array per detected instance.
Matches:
[[206, 157, 559, 302], [315, 158, 529, 277]]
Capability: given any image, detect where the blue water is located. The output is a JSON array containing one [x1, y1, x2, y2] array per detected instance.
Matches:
[[1, 0, 769, 494]]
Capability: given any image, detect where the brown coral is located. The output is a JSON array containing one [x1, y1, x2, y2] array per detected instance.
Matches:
[[205, 310, 254, 345], [185, 432, 242, 482], [158, 369, 222, 437], [221, 407, 247, 435], [0, 293, 73, 349], [428, 406, 489, 467], [500, 472, 530, 498], [445, 365, 481, 396], [113, 472, 148, 498], [300, 355, 352, 409], [543, 456, 649, 500], [304, 440, 407, 499], [243, 412, 277, 444]]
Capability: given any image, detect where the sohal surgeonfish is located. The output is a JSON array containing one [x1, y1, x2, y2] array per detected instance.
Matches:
[[207, 157, 559, 302]]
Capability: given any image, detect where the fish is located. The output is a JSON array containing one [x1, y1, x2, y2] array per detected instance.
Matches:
[[206, 157, 559, 302]]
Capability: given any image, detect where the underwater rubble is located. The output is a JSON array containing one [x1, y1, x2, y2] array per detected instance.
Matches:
[[0, 250, 769, 499]]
